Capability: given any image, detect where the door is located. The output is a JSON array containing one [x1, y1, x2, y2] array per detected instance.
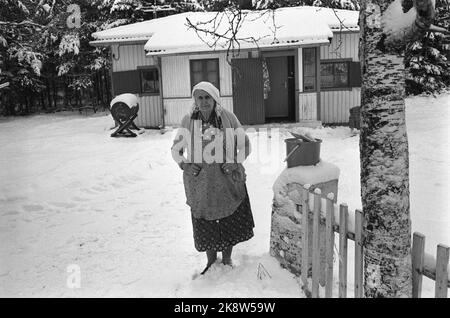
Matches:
[[231, 58, 265, 125], [265, 57, 289, 119]]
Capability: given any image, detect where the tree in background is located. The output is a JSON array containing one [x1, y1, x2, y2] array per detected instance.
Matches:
[[0, 0, 108, 114], [0, 0, 48, 114], [405, 0, 450, 95], [198, 0, 359, 11], [0, 0, 142, 115], [0, 0, 204, 115]]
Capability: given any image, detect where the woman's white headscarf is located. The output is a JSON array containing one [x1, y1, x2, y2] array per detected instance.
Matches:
[[178, 81, 247, 164], [191, 81, 223, 116]]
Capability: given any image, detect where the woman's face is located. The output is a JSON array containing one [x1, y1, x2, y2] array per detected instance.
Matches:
[[194, 89, 214, 113]]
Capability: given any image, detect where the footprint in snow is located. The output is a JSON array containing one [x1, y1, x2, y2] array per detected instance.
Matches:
[[80, 188, 97, 194], [49, 202, 76, 208], [2, 210, 19, 216], [0, 196, 26, 203], [66, 181, 82, 188], [22, 204, 44, 212], [91, 186, 107, 192], [71, 196, 88, 202]]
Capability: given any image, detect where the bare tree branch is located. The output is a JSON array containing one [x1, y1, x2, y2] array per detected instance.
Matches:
[[0, 20, 45, 28], [185, 8, 279, 64]]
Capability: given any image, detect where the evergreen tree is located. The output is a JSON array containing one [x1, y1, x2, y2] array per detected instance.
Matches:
[[253, 0, 359, 10], [0, 0, 48, 115], [405, 0, 450, 95]]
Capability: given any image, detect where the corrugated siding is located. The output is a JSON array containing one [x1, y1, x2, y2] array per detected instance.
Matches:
[[163, 98, 191, 126], [161, 56, 190, 97], [113, 44, 156, 72], [320, 32, 359, 61], [135, 95, 162, 128], [163, 97, 234, 126], [320, 88, 361, 124], [298, 93, 317, 120]]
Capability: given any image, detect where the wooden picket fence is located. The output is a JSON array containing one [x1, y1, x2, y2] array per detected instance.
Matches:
[[295, 184, 450, 298]]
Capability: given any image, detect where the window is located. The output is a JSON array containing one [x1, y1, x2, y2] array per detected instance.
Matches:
[[140, 68, 159, 94], [320, 61, 349, 89], [303, 48, 317, 92], [190, 59, 220, 90]]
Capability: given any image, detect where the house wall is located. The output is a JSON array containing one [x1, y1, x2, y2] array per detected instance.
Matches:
[[298, 92, 317, 120], [320, 89, 360, 124], [105, 23, 361, 127], [320, 32, 359, 60], [111, 44, 162, 128], [320, 32, 361, 124], [136, 95, 162, 128], [159, 35, 361, 126], [112, 44, 156, 72], [161, 52, 235, 126], [110, 33, 360, 127]]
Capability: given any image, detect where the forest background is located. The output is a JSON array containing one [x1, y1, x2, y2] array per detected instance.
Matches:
[[0, 0, 448, 116]]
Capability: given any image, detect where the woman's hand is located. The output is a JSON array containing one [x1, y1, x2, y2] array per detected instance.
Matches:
[[221, 163, 237, 175], [181, 162, 202, 176]]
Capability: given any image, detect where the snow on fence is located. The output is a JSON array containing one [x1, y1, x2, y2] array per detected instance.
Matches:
[[294, 184, 450, 298]]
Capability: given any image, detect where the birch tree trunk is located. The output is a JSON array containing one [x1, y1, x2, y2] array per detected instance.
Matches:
[[360, 1, 411, 298], [359, 0, 435, 298]]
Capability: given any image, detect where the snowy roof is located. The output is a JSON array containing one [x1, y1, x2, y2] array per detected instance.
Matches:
[[91, 13, 187, 44], [91, 6, 359, 55]]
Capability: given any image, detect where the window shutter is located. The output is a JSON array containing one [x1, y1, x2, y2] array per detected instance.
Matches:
[[112, 70, 140, 95], [348, 62, 361, 87]]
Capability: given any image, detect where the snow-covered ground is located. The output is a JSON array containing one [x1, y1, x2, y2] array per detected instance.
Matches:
[[0, 94, 448, 297]]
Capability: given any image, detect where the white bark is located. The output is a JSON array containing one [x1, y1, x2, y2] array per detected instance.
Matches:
[[359, 0, 436, 298]]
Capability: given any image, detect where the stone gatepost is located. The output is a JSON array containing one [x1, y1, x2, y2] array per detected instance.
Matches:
[[270, 160, 340, 285]]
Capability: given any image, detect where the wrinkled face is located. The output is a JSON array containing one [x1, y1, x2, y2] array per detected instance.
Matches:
[[194, 89, 214, 113]]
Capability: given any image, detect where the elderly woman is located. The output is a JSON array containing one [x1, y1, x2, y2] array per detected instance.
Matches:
[[171, 81, 254, 275]]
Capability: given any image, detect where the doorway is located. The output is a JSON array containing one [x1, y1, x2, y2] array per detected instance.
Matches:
[[264, 56, 295, 122], [231, 58, 265, 125]]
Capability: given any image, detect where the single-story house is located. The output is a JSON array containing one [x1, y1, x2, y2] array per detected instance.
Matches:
[[90, 6, 361, 128]]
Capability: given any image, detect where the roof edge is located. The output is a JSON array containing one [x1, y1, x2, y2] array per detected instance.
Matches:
[[89, 38, 150, 47], [145, 39, 331, 57]]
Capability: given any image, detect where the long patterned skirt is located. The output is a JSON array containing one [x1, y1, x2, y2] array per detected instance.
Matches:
[[191, 193, 255, 252]]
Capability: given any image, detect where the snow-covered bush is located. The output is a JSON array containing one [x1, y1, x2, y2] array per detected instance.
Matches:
[[58, 34, 80, 56]]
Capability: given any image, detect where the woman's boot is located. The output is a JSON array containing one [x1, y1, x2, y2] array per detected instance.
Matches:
[[201, 250, 217, 275], [222, 246, 233, 266]]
